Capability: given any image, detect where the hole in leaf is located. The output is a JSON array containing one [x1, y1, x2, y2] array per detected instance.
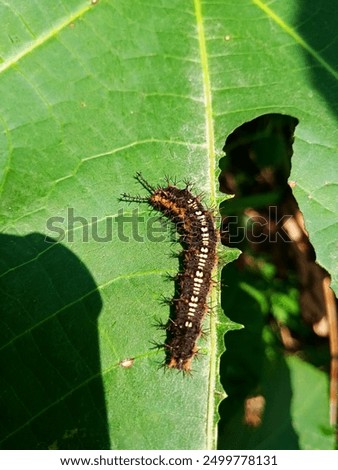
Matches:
[[218, 113, 337, 448]]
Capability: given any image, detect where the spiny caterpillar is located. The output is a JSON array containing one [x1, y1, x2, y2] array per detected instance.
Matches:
[[120, 173, 217, 372]]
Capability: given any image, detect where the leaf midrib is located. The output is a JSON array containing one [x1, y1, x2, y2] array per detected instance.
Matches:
[[194, 0, 217, 450]]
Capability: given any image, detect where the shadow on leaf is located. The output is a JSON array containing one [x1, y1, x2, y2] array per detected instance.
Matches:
[[0, 233, 108, 449]]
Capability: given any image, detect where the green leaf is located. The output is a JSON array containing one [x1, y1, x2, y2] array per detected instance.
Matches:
[[218, 264, 335, 450], [0, 0, 337, 450]]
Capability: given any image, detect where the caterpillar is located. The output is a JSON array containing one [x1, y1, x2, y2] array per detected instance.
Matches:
[[120, 173, 217, 372]]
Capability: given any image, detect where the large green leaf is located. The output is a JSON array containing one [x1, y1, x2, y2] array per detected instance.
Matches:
[[0, 0, 337, 450]]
